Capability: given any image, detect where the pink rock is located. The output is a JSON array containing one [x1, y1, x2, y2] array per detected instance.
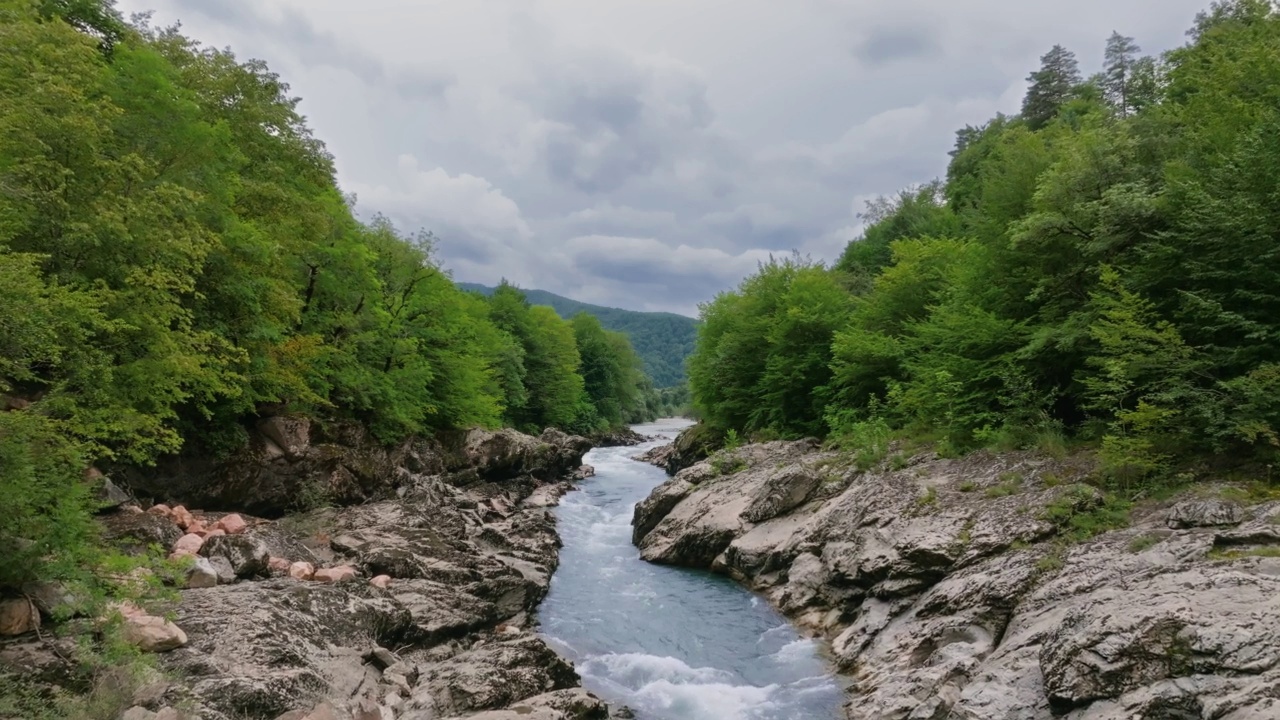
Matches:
[[186, 519, 206, 535], [204, 528, 226, 539], [268, 557, 291, 574], [171, 533, 204, 557], [147, 504, 172, 517], [288, 561, 315, 581], [369, 575, 392, 589], [171, 505, 195, 529], [312, 565, 357, 584], [214, 513, 247, 535]]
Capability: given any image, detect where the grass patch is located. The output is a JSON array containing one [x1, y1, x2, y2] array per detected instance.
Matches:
[[1035, 552, 1065, 573], [1042, 484, 1132, 542], [958, 480, 977, 493], [889, 453, 911, 471], [985, 480, 1021, 498], [916, 485, 939, 509], [1127, 534, 1159, 553], [1212, 546, 1280, 560], [709, 452, 748, 477], [1218, 480, 1280, 505]]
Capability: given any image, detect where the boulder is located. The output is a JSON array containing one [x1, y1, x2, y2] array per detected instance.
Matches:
[[314, 565, 358, 584], [257, 415, 312, 459], [199, 534, 270, 579], [120, 607, 188, 653], [171, 505, 195, 529], [167, 580, 414, 718], [185, 557, 219, 588], [147, 504, 172, 517], [208, 556, 237, 584], [662, 423, 725, 476], [1166, 498, 1245, 529], [370, 575, 393, 589], [585, 426, 652, 448], [0, 598, 39, 636], [21, 580, 87, 620], [171, 533, 204, 557], [452, 428, 589, 484], [102, 510, 185, 554], [410, 636, 581, 716], [93, 475, 131, 512], [213, 513, 248, 535], [289, 561, 316, 581], [269, 556, 292, 574]]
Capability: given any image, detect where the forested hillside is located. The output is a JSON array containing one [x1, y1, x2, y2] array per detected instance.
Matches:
[[689, 0, 1280, 488], [0, 1, 655, 599], [460, 283, 698, 388]]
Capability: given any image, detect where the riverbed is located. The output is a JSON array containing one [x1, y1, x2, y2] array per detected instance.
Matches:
[[538, 419, 845, 719]]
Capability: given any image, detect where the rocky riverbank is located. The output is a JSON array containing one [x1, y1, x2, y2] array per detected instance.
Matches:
[[1, 420, 626, 720], [632, 429, 1280, 719]]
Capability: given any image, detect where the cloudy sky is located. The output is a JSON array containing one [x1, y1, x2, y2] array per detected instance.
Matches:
[[116, 0, 1210, 316]]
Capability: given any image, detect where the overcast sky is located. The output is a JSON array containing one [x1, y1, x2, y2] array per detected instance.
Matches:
[[115, 0, 1210, 316]]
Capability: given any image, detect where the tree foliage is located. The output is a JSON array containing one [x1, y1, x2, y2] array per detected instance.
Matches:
[[689, 1, 1280, 486], [0, 1, 653, 588]]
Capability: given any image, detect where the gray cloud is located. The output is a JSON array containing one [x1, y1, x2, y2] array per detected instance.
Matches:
[[120, 0, 1213, 315], [853, 27, 942, 66]]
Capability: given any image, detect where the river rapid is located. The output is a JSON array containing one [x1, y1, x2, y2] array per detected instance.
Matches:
[[538, 419, 845, 720]]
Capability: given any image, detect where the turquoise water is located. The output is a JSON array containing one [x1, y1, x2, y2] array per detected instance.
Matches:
[[539, 419, 845, 720]]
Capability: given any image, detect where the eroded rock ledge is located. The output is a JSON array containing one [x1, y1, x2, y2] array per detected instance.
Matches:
[[2, 423, 619, 720], [632, 432, 1280, 720]]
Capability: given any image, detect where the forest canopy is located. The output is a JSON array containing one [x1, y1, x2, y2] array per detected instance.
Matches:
[[0, 0, 662, 588], [688, 0, 1280, 486]]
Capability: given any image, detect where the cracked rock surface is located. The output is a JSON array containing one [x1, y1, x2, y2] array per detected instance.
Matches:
[[633, 431, 1280, 719]]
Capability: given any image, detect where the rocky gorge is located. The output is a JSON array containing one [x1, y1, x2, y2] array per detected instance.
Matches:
[[632, 428, 1280, 720], [0, 418, 632, 720]]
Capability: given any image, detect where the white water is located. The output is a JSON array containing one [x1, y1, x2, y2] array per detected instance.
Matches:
[[538, 419, 845, 719]]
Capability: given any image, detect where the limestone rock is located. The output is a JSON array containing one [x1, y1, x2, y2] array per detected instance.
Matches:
[[93, 475, 131, 511], [171, 505, 196, 529], [289, 561, 316, 581], [172, 533, 204, 557], [314, 565, 358, 583], [628, 438, 1280, 719], [213, 513, 248, 535], [257, 415, 312, 459], [1166, 498, 1245, 528], [0, 598, 39, 636], [102, 511, 184, 554], [630, 477, 694, 545], [120, 606, 188, 653], [199, 534, 270, 579], [410, 636, 581, 716], [185, 557, 219, 588]]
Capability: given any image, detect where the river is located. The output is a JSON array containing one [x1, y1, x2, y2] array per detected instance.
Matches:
[[538, 419, 845, 719]]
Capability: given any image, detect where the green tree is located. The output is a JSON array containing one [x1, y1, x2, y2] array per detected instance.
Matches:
[[1102, 32, 1142, 117], [1022, 45, 1083, 130]]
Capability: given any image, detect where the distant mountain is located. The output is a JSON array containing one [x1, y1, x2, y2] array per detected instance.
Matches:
[[459, 283, 697, 388]]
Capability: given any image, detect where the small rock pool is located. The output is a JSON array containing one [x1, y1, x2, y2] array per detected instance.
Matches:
[[538, 419, 845, 720]]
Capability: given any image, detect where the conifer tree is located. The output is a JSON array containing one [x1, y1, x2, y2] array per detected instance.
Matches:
[[1021, 45, 1082, 129]]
